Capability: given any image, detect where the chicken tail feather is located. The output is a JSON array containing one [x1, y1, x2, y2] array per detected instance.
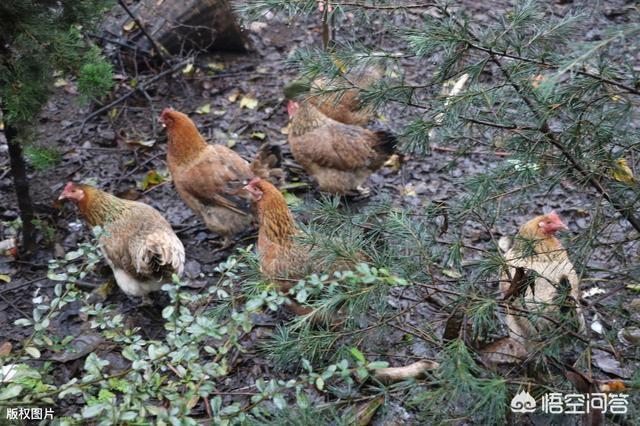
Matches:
[[133, 231, 185, 278], [373, 130, 397, 156]]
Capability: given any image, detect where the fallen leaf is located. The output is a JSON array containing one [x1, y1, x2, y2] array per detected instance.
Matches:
[[280, 124, 290, 135], [182, 63, 194, 75], [626, 284, 640, 292], [227, 89, 240, 103], [0, 275, 10, 283], [207, 62, 225, 72], [195, 104, 211, 115], [122, 21, 136, 31], [401, 184, 417, 197], [227, 139, 236, 148], [591, 349, 630, 378], [108, 108, 119, 120], [212, 109, 226, 116], [442, 269, 462, 279], [127, 139, 156, 148], [618, 327, 640, 346], [239, 95, 258, 109], [251, 131, 266, 140], [611, 158, 635, 185], [353, 395, 384, 425], [480, 338, 527, 367], [383, 154, 401, 170], [54, 78, 68, 87], [0, 120, 4, 130], [140, 170, 166, 190], [331, 55, 348, 74], [0, 342, 12, 356]]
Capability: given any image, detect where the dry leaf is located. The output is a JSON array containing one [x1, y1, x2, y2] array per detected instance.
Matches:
[[0, 342, 12, 357], [182, 63, 194, 75], [442, 269, 462, 279], [280, 124, 290, 135], [353, 396, 384, 426], [401, 184, 417, 197], [195, 104, 211, 115], [122, 21, 136, 31], [383, 154, 401, 170], [108, 108, 119, 120], [227, 89, 240, 103], [0, 275, 10, 283], [207, 62, 225, 72], [251, 131, 266, 140], [54, 78, 68, 87], [140, 170, 166, 190], [611, 158, 635, 185], [239, 95, 258, 109], [127, 139, 156, 148], [479, 337, 527, 367]]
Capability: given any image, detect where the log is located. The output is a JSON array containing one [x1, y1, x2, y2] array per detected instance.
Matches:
[[102, 0, 250, 63]]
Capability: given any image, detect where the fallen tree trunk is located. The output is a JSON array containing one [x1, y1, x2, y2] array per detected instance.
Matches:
[[103, 0, 250, 64]]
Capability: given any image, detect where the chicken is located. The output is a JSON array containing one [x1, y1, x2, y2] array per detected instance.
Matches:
[[244, 178, 368, 318], [284, 62, 384, 126], [58, 182, 185, 299], [159, 108, 281, 244], [243, 177, 311, 290], [499, 211, 586, 350], [286, 100, 396, 195]]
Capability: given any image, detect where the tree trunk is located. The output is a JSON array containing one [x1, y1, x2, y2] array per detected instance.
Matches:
[[103, 0, 251, 67], [6, 125, 36, 255]]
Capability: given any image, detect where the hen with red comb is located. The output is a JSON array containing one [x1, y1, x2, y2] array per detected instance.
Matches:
[[160, 108, 282, 247], [500, 211, 586, 351]]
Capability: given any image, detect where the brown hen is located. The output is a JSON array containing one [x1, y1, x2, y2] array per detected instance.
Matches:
[[160, 108, 281, 244], [284, 63, 384, 126], [286, 101, 396, 195], [59, 182, 184, 298]]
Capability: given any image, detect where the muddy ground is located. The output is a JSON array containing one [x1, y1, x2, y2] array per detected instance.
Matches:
[[0, 0, 639, 423]]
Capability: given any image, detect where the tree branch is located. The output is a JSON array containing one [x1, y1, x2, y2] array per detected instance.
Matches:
[[464, 41, 640, 96]]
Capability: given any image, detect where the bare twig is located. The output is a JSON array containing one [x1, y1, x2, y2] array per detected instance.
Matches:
[[117, 0, 171, 68], [80, 58, 191, 128]]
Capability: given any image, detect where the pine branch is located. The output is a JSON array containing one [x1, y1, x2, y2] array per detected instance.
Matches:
[[464, 41, 640, 96], [438, 5, 640, 234]]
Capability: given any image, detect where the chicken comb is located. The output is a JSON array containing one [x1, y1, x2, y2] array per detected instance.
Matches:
[[546, 210, 563, 224], [63, 181, 76, 192], [247, 177, 262, 188]]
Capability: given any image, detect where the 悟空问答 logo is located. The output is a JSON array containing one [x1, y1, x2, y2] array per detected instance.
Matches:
[[511, 390, 536, 413]]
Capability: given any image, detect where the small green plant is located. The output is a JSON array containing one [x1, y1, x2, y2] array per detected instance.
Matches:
[[24, 145, 62, 171]]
